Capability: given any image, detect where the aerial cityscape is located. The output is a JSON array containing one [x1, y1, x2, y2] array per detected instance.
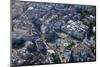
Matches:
[[11, 0, 96, 66]]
